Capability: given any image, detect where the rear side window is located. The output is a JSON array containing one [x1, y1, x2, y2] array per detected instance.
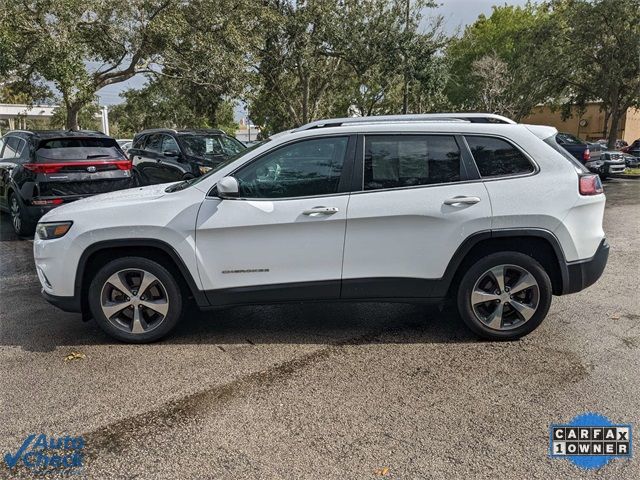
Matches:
[[36, 137, 124, 161], [1, 136, 25, 159], [364, 135, 461, 190], [465, 136, 534, 177], [556, 133, 584, 145]]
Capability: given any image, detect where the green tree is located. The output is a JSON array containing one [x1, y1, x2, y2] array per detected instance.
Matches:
[[4, 0, 179, 130], [446, 4, 552, 121], [545, 0, 640, 147], [108, 77, 237, 137]]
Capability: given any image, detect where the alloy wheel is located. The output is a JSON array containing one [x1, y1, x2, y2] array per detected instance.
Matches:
[[100, 269, 170, 334], [470, 264, 540, 331], [10, 196, 21, 233]]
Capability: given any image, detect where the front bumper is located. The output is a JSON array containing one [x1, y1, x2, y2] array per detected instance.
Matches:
[[563, 239, 609, 294], [41, 289, 81, 313]]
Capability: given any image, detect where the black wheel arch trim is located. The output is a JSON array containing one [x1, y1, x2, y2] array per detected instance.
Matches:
[[60, 228, 589, 316], [74, 238, 209, 310], [439, 227, 571, 297]]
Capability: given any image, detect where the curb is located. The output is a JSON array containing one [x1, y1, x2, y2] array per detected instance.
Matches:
[[610, 174, 640, 180]]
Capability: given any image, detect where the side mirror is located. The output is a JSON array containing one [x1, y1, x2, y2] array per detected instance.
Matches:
[[217, 176, 239, 198], [163, 149, 179, 157]]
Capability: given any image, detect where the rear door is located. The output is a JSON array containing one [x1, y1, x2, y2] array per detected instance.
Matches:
[[0, 136, 26, 209], [131, 134, 166, 184], [341, 134, 492, 299], [33, 136, 133, 199], [195, 135, 355, 303]]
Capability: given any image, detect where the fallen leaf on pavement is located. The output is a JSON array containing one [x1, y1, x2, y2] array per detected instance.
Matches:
[[373, 467, 390, 476], [64, 351, 86, 362]]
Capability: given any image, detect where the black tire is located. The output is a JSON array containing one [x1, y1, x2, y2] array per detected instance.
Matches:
[[456, 252, 552, 340], [88, 256, 183, 343], [9, 192, 35, 237]]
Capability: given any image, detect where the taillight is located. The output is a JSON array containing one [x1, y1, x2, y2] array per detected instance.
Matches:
[[23, 160, 131, 173], [24, 163, 63, 174], [32, 198, 64, 206], [582, 148, 590, 162], [579, 174, 603, 195]]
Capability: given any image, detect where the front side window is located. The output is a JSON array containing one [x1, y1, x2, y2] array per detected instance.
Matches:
[[233, 137, 348, 198], [145, 134, 163, 153], [364, 135, 461, 190], [466, 136, 535, 177], [161, 135, 179, 153]]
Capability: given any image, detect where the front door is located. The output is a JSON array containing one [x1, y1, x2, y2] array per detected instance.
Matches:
[[342, 134, 492, 299], [195, 135, 355, 305]]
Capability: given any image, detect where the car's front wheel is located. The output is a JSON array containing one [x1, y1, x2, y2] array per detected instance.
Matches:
[[456, 252, 552, 340], [88, 257, 183, 343]]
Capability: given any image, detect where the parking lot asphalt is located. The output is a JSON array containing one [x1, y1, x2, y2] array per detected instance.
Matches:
[[1, 179, 639, 479]]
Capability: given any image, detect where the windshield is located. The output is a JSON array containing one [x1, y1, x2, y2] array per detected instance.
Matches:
[[180, 134, 245, 158], [165, 140, 270, 192]]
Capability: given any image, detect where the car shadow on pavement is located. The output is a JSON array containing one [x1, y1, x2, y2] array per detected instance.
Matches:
[[1, 295, 479, 352]]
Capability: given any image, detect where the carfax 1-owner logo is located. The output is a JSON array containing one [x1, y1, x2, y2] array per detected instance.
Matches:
[[3, 434, 84, 474], [550, 413, 632, 469]]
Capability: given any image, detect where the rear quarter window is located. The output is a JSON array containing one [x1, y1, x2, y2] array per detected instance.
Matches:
[[465, 136, 535, 177], [36, 137, 124, 161]]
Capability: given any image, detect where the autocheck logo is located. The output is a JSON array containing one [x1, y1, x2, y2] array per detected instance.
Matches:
[[4, 434, 84, 474]]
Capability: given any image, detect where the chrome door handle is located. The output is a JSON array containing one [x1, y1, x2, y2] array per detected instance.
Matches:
[[443, 196, 481, 206], [303, 206, 339, 215]]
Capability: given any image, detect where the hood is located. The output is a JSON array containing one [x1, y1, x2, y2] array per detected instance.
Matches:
[[40, 183, 172, 220]]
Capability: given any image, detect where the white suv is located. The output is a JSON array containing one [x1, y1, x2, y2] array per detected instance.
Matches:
[[33, 114, 609, 343]]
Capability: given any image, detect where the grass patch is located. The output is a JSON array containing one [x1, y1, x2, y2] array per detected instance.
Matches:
[[624, 168, 640, 175]]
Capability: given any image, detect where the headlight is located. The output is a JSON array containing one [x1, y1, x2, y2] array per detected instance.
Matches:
[[199, 166, 213, 175], [36, 221, 73, 240]]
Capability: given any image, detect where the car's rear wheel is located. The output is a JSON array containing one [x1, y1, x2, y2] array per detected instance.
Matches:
[[9, 192, 35, 237], [456, 252, 552, 340], [88, 257, 183, 343]]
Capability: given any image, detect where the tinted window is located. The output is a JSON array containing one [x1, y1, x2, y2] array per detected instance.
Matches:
[[145, 134, 163, 153], [36, 137, 124, 161], [1, 137, 22, 159], [556, 133, 585, 145], [219, 136, 244, 156], [234, 137, 348, 198], [364, 135, 461, 190], [161, 135, 179, 152], [466, 136, 534, 177]]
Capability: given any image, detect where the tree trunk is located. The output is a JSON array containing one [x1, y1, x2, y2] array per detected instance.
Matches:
[[602, 109, 611, 140], [608, 107, 621, 150], [66, 104, 81, 131]]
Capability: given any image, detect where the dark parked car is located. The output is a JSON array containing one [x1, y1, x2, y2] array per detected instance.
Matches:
[[555, 132, 602, 163], [128, 129, 246, 185], [555, 132, 624, 178], [622, 138, 640, 157], [0, 130, 133, 236]]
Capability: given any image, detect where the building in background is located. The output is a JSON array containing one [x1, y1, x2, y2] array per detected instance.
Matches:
[[524, 102, 640, 143], [235, 117, 261, 143]]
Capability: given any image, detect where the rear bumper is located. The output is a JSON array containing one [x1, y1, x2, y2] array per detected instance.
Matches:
[[41, 289, 81, 313], [563, 239, 609, 294]]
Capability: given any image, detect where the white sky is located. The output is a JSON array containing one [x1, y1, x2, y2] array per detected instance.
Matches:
[[96, 0, 531, 116]]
